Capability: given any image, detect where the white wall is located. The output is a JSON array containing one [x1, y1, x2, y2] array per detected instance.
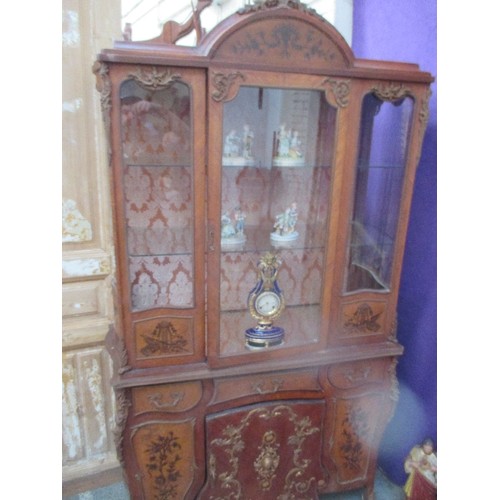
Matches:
[[122, 0, 352, 46]]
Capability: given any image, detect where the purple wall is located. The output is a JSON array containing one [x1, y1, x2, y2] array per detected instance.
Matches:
[[352, 1, 437, 485]]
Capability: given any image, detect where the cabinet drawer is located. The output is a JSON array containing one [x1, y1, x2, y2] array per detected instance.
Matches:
[[213, 368, 320, 405], [132, 381, 203, 415], [328, 359, 387, 389]]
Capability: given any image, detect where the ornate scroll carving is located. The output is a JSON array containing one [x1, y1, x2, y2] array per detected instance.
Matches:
[[388, 358, 400, 415], [417, 87, 432, 156], [128, 66, 182, 92], [389, 317, 398, 342], [209, 404, 322, 498], [343, 303, 382, 334], [279, 410, 326, 497], [323, 78, 351, 108], [113, 388, 131, 467], [92, 61, 112, 164], [254, 431, 280, 490], [140, 320, 188, 357], [211, 71, 245, 102], [370, 82, 414, 102], [105, 326, 131, 375], [237, 0, 323, 21], [419, 87, 431, 128]]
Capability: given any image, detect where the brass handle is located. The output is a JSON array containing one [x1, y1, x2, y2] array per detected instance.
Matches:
[[148, 391, 185, 409], [252, 379, 284, 394], [343, 367, 372, 383]]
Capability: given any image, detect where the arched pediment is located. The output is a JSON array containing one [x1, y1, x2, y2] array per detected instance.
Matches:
[[199, 2, 354, 72]]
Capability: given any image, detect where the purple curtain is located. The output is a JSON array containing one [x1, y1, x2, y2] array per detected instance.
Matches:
[[352, 1, 437, 485]]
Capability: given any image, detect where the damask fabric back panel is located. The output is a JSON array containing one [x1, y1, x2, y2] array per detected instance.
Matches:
[[200, 400, 327, 499], [124, 165, 194, 310]]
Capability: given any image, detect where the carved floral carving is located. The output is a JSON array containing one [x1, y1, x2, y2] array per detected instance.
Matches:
[[237, 0, 323, 21], [127, 66, 182, 92], [113, 389, 131, 468], [370, 82, 414, 102], [105, 326, 131, 375], [254, 431, 280, 490], [323, 78, 351, 108], [211, 71, 245, 102], [92, 61, 112, 163]]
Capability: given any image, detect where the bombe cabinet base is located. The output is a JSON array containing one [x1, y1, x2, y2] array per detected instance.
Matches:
[[111, 344, 401, 500]]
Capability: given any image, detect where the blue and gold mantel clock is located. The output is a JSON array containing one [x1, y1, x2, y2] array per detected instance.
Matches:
[[246, 252, 286, 348]]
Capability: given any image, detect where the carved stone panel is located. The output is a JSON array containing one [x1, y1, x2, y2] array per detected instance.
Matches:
[[200, 401, 327, 499]]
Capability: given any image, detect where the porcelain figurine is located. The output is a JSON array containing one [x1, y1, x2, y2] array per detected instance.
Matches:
[[222, 125, 255, 166], [273, 124, 305, 166], [221, 206, 247, 246], [403, 438, 437, 500], [271, 202, 298, 242]]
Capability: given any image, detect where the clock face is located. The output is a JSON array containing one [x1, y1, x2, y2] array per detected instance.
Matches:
[[255, 291, 281, 317]]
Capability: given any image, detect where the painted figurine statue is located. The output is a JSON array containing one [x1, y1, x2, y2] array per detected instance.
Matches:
[[273, 124, 305, 166], [403, 438, 437, 500], [221, 206, 247, 245], [271, 202, 298, 242], [222, 125, 255, 166]]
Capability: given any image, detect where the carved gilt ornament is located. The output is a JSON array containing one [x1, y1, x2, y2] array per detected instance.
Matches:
[[127, 66, 182, 92], [211, 71, 245, 102]]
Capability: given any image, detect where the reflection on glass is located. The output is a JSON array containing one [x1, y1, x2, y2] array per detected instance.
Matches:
[[346, 93, 414, 292], [219, 86, 337, 355], [120, 79, 194, 311]]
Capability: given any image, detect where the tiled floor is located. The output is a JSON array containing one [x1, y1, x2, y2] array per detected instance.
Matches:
[[64, 468, 405, 499]]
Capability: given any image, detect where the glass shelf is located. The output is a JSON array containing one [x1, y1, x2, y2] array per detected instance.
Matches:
[[345, 93, 414, 293], [120, 78, 195, 311], [217, 84, 337, 354]]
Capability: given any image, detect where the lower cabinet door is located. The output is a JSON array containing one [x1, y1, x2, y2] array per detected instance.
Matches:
[[199, 400, 328, 499], [128, 418, 198, 500]]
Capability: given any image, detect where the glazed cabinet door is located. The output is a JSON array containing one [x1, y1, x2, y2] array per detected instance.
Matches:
[[103, 64, 207, 369], [331, 82, 431, 344], [206, 70, 347, 366]]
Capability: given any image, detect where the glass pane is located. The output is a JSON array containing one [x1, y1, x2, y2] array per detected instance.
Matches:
[[219, 87, 336, 355], [345, 93, 414, 292], [120, 79, 194, 311]]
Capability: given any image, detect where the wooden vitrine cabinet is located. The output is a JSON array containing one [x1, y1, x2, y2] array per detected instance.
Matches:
[[94, 2, 432, 498]]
